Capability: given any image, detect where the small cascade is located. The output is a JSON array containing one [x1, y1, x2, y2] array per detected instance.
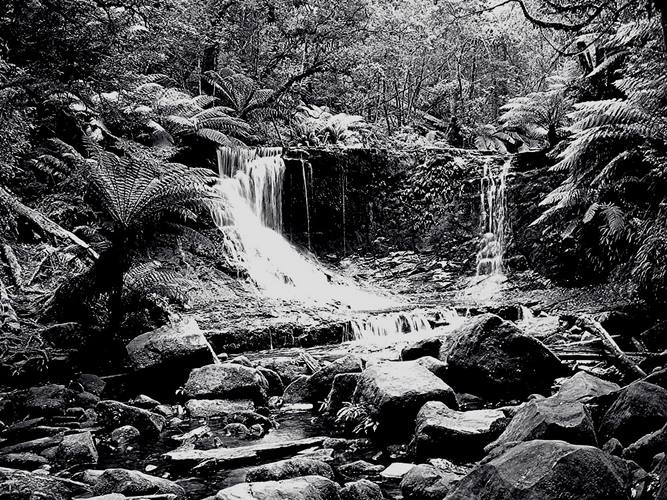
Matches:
[[301, 159, 312, 251], [476, 157, 511, 275], [347, 308, 463, 341]]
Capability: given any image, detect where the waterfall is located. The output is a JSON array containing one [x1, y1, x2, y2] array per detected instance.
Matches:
[[347, 308, 462, 342], [210, 146, 391, 309], [476, 158, 510, 275]]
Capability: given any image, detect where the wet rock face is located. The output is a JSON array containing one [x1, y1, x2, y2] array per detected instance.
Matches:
[[92, 468, 186, 499], [183, 363, 269, 405], [445, 314, 567, 401], [185, 398, 254, 418], [400, 464, 462, 500], [215, 474, 340, 500], [245, 457, 335, 482], [412, 401, 506, 460], [445, 440, 635, 500], [485, 398, 597, 452], [353, 361, 458, 443], [598, 381, 667, 446], [126, 317, 215, 372], [554, 371, 620, 403]]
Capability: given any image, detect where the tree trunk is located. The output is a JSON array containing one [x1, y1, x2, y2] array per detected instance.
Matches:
[[656, 1, 667, 51], [108, 228, 127, 335]]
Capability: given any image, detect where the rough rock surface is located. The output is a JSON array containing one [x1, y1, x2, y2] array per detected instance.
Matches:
[[623, 422, 667, 468], [412, 401, 506, 460], [353, 361, 457, 442], [306, 355, 364, 402], [126, 317, 214, 371], [598, 381, 667, 445], [96, 400, 165, 437], [215, 475, 340, 500], [414, 356, 448, 381], [0, 467, 90, 499], [400, 463, 462, 500], [555, 371, 620, 403], [185, 398, 254, 418], [445, 440, 635, 500], [55, 431, 98, 465], [324, 373, 360, 417], [183, 363, 269, 404], [255, 357, 308, 385], [486, 397, 597, 452], [92, 468, 185, 499], [445, 314, 567, 400], [245, 457, 335, 482], [283, 375, 311, 404], [340, 479, 383, 500]]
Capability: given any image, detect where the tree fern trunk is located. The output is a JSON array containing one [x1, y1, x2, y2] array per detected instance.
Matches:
[[108, 227, 128, 336]]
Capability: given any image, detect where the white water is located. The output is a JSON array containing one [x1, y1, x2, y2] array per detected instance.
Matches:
[[476, 157, 510, 275], [210, 146, 391, 309]]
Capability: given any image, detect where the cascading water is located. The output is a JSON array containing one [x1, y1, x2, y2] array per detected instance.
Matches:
[[210, 146, 390, 308], [347, 308, 462, 342], [476, 157, 511, 275]]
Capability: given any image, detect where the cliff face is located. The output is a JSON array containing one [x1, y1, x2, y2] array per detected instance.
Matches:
[[282, 147, 564, 276]]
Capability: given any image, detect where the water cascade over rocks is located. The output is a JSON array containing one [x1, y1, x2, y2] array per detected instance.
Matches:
[[210, 146, 390, 310], [476, 157, 510, 275]]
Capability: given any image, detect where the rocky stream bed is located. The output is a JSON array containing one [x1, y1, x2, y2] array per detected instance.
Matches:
[[1, 254, 667, 500]]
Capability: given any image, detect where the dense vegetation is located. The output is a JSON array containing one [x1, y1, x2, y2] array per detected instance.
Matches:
[[1, 0, 666, 347]]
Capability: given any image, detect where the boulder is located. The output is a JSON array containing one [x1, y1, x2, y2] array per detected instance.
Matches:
[[256, 357, 308, 385], [306, 355, 364, 402], [0, 452, 48, 469], [215, 475, 340, 500], [400, 464, 462, 500], [401, 337, 442, 361], [555, 372, 620, 403], [110, 425, 140, 449], [75, 374, 106, 396], [445, 314, 567, 400], [353, 361, 457, 442], [185, 398, 254, 418], [283, 375, 311, 404], [183, 363, 269, 404], [340, 479, 383, 500], [414, 356, 448, 381], [55, 431, 98, 465], [258, 368, 284, 396], [96, 400, 165, 437], [0, 466, 91, 499], [245, 457, 335, 481], [23, 384, 73, 416], [623, 422, 667, 469], [338, 460, 384, 478], [486, 398, 597, 452], [412, 401, 506, 460], [92, 468, 185, 499], [324, 373, 360, 417], [598, 381, 667, 445], [445, 440, 636, 500], [380, 462, 416, 480], [126, 317, 214, 372]]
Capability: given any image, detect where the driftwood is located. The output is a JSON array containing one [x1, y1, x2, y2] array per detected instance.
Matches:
[[299, 349, 321, 374], [577, 314, 647, 379], [0, 186, 98, 261], [0, 276, 19, 331], [1, 244, 22, 289]]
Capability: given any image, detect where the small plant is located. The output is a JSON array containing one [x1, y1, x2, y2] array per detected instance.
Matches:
[[335, 402, 379, 436]]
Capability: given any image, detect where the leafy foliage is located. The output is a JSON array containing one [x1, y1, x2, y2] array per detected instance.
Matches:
[[291, 105, 368, 146], [335, 402, 379, 436]]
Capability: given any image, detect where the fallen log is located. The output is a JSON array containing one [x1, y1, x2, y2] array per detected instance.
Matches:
[[0, 186, 98, 261], [299, 350, 321, 374], [1, 244, 22, 289], [577, 314, 647, 379]]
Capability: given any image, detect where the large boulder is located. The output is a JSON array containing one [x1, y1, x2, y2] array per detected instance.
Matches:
[[126, 317, 215, 372], [256, 357, 308, 385], [183, 363, 269, 404], [306, 355, 363, 402], [623, 422, 667, 469], [92, 469, 185, 499], [445, 440, 636, 500], [0, 466, 91, 499], [23, 384, 74, 416], [324, 373, 360, 417], [96, 400, 165, 437], [412, 401, 506, 460], [55, 431, 98, 465], [555, 372, 620, 403], [353, 361, 457, 443], [245, 457, 335, 482], [444, 314, 567, 400], [401, 337, 442, 361], [400, 464, 462, 500], [216, 475, 340, 500], [283, 375, 311, 404], [598, 381, 667, 445], [486, 398, 597, 452]]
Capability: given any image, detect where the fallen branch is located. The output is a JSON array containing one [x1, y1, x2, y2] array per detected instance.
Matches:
[[0, 186, 98, 261], [299, 350, 321, 374], [577, 314, 646, 379], [0, 276, 19, 332], [1, 244, 22, 289]]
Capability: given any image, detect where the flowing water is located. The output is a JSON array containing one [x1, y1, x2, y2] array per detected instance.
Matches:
[[476, 157, 511, 275], [210, 146, 391, 310]]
